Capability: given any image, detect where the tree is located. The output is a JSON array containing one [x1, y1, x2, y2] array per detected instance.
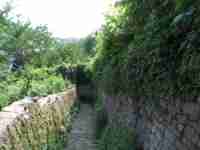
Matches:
[[80, 34, 96, 56]]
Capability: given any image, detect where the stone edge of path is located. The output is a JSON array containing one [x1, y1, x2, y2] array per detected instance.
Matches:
[[0, 88, 77, 145]]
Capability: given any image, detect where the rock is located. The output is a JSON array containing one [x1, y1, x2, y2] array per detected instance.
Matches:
[[0, 88, 76, 147], [168, 105, 178, 115], [176, 115, 187, 124], [59, 125, 66, 135], [182, 103, 200, 120], [176, 141, 188, 150], [160, 100, 168, 109], [184, 126, 199, 144], [162, 128, 176, 150], [197, 140, 200, 148], [177, 124, 184, 132]]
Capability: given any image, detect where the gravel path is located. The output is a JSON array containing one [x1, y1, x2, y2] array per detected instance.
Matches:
[[65, 104, 97, 150]]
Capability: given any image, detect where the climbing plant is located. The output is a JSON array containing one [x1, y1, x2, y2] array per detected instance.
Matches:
[[92, 0, 200, 101]]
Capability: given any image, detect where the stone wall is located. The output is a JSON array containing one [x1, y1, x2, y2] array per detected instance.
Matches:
[[101, 92, 200, 150], [0, 88, 77, 149]]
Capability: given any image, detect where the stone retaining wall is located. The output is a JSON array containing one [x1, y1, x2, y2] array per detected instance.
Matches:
[[101, 93, 200, 150], [0, 88, 77, 149]]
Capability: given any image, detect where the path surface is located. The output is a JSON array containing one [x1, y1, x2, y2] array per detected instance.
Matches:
[[65, 104, 97, 150]]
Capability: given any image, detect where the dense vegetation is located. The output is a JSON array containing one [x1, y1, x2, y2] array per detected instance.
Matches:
[[95, 97, 136, 150], [98, 125, 136, 150], [0, 68, 67, 108], [2, 0, 200, 149], [0, 2, 95, 109], [91, 1, 200, 149], [92, 0, 200, 102]]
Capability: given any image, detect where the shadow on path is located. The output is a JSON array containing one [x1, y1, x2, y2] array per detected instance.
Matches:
[[65, 103, 97, 150]]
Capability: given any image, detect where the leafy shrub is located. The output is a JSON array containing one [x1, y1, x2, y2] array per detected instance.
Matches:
[[95, 97, 136, 150], [95, 109, 108, 140], [92, 0, 200, 101], [98, 125, 136, 150], [0, 94, 9, 109], [46, 76, 66, 92], [7, 84, 23, 101], [0, 67, 68, 109], [29, 75, 66, 96], [0, 75, 24, 108], [28, 81, 49, 96], [95, 96, 108, 139], [30, 67, 51, 80]]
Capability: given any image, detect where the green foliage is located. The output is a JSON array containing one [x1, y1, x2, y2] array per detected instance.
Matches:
[[29, 75, 66, 97], [0, 2, 86, 68], [0, 73, 24, 107], [0, 67, 67, 109], [80, 34, 96, 57], [98, 124, 136, 150], [92, 0, 200, 101], [0, 2, 93, 108], [26, 67, 68, 96], [95, 96, 108, 139], [0, 93, 9, 109]]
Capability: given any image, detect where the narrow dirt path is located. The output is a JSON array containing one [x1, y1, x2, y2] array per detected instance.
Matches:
[[65, 104, 97, 150]]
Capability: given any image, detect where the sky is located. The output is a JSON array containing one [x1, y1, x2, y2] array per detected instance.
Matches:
[[6, 0, 116, 38]]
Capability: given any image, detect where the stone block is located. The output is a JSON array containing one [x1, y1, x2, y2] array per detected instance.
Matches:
[[182, 103, 200, 120]]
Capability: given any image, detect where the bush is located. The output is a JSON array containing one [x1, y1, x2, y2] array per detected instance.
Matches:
[[0, 67, 69, 109], [7, 84, 23, 101], [98, 125, 136, 150], [95, 96, 137, 150], [92, 0, 200, 101], [29, 75, 66, 97], [0, 94, 9, 109], [95, 96, 108, 139], [0, 75, 24, 108]]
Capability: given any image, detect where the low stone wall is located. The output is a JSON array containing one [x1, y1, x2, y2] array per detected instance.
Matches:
[[101, 92, 200, 150], [0, 88, 77, 149]]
